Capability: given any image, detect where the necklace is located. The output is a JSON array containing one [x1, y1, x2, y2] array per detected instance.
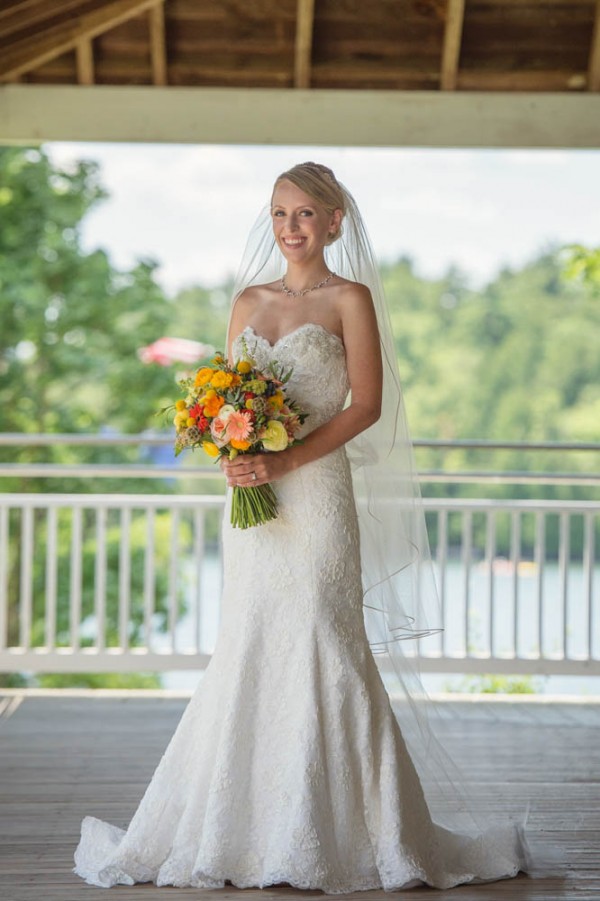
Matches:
[[280, 270, 336, 298]]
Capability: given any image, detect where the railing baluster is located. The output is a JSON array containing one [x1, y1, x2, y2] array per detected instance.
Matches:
[[582, 512, 595, 660], [94, 507, 107, 652], [70, 507, 83, 651], [534, 511, 545, 660], [485, 509, 496, 658], [559, 512, 569, 659], [0, 506, 8, 651], [510, 511, 520, 658], [143, 507, 155, 651], [462, 510, 472, 657], [118, 507, 131, 651], [168, 508, 180, 653], [45, 506, 58, 650], [193, 507, 205, 654], [435, 509, 448, 656], [20, 506, 34, 650]]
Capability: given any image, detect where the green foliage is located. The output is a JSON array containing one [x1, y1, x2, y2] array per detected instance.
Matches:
[[0, 146, 178, 494], [558, 243, 600, 298], [444, 674, 543, 694], [35, 672, 163, 689]]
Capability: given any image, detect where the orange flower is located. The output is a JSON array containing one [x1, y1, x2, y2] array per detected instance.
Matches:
[[230, 438, 251, 450], [203, 395, 225, 417]]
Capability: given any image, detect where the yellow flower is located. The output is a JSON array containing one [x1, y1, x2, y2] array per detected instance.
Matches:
[[269, 391, 284, 409], [175, 399, 187, 411], [236, 360, 252, 374], [212, 353, 224, 363], [202, 441, 220, 458], [261, 420, 288, 452], [194, 367, 213, 387], [230, 438, 251, 450], [210, 370, 233, 389], [186, 417, 196, 427]]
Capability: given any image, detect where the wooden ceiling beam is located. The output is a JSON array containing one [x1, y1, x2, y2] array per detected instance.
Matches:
[[2, 85, 600, 148], [149, 1, 167, 86], [294, 0, 315, 89], [0, 0, 163, 82], [588, 0, 600, 91], [0, 0, 96, 37], [76, 37, 94, 85], [440, 0, 465, 91]]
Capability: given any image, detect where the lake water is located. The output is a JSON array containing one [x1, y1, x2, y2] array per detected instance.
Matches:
[[156, 552, 600, 697]]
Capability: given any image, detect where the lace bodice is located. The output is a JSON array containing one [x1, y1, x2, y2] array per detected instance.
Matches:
[[232, 323, 349, 437]]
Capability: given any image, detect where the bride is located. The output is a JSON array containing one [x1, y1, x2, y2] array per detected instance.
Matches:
[[73, 161, 535, 892]]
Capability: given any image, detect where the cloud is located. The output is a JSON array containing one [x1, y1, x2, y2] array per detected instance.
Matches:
[[43, 143, 600, 296]]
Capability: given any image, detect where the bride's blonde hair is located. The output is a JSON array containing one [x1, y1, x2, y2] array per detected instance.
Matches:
[[271, 161, 345, 245]]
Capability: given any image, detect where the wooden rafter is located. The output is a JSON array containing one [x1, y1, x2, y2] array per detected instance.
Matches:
[[440, 0, 465, 91], [0, 0, 163, 82], [294, 0, 315, 89], [149, 1, 167, 87], [588, 0, 600, 91], [76, 38, 94, 86]]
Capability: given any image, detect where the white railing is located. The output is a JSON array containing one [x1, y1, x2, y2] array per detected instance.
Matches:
[[0, 492, 597, 676]]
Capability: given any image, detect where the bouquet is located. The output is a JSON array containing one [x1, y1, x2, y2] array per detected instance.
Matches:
[[162, 337, 308, 529]]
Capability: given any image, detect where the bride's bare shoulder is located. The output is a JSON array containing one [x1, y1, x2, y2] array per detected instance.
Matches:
[[235, 280, 281, 304], [331, 277, 374, 313]]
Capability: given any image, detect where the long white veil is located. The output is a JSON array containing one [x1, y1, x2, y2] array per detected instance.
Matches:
[[223, 163, 543, 860]]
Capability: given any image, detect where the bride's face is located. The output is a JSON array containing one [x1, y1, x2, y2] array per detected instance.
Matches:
[[271, 179, 340, 262]]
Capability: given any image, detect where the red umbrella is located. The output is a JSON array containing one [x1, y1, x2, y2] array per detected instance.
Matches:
[[138, 336, 215, 366]]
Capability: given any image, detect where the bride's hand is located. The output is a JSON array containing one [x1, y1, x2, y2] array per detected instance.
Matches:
[[220, 452, 292, 487]]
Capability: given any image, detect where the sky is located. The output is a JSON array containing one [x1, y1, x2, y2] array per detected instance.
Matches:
[[44, 143, 600, 297]]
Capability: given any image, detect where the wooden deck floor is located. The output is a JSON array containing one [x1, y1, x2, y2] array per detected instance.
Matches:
[[0, 689, 598, 901]]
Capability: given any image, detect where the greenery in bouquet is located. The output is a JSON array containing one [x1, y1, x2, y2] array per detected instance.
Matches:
[[161, 337, 308, 528]]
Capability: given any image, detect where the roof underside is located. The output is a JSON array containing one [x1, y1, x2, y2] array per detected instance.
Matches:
[[1, 0, 600, 93]]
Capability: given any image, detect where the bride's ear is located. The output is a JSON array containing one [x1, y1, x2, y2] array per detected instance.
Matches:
[[328, 208, 343, 240]]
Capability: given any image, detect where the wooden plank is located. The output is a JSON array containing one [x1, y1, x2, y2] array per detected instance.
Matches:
[[294, 0, 315, 89], [0, 0, 162, 81], [75, 37, 94, 85], [148, 0, 167, 87], [2, 84, 600, 148], [588, 0, 600, 90], [440, 0, 466, 91], [0, 694, 597, 898]]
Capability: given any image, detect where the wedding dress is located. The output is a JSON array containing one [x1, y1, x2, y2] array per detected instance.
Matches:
[[73, 322, 530, 892]]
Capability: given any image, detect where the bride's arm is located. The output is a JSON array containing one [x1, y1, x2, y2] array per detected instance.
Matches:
[[222, 283, 383, 487]]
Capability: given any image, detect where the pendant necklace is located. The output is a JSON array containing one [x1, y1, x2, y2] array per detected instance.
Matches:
[[281, 271, 336, 298]]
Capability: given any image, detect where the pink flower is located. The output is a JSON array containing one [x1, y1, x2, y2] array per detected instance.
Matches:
[[210, 417, 229, 447], [226, 410, 253, 441]]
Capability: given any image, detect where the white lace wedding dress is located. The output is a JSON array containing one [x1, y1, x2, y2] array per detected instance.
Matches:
[[73, 322, 529, 892]]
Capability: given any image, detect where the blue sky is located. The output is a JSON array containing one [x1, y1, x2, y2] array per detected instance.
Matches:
[[45, 143, 600, 297]]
